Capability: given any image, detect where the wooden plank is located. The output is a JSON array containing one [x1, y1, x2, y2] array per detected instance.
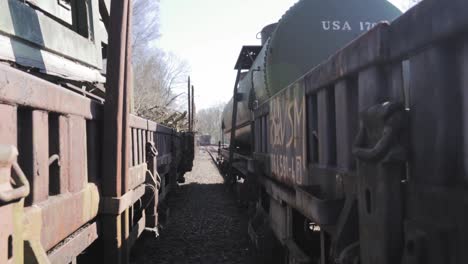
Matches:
[[334, 79, 358, 171], [68, 116, 87, 193], [31, 110, 49, 204]]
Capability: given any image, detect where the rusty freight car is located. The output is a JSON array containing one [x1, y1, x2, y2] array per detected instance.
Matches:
[[220, 0, 468, 263], [0, 1, 194, 263]]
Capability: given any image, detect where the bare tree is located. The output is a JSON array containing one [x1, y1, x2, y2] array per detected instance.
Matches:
[[133, 51, 190, 125], [130, 0, 191, 129], [132, 0, 160, 54], [196, 104, 226, 143]]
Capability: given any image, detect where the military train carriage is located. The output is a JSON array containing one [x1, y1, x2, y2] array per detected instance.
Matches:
[[0, 1, 194, 263], [220, 0, 468, 263]]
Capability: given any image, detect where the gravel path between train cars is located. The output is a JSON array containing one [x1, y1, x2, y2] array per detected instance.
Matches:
[[131, 148, 256, 264]]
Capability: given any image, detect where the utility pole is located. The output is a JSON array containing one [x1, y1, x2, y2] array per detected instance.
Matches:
[[191, 85, 195, 131], [187, 76, 191, 132]]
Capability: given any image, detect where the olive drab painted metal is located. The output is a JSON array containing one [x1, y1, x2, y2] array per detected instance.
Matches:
[[265, 0, 401, 96], [353, 102, 407, 264], [221, 0, 402, 149], [219, 0, 468, 262]]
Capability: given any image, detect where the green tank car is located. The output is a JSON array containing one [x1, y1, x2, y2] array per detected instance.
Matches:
[[222, 0, 401, 151]]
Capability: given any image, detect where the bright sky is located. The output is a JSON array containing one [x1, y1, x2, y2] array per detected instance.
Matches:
[[157, 0, 408, 110]]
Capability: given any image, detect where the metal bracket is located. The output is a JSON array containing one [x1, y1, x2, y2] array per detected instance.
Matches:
[[146, 141, 158, 159], [353, 101, 407, 163], [352, 101, 408, 264], [0, 145, 30, 204]]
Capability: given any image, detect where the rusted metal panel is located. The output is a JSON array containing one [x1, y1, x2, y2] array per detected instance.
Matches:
[[86, 120, 101, 184], [295, 183, 344, 226], [157, 154, 173, 166], [0, 104, 17, 146], [30, 110, 49, 204], [462, 39, 468, 185], [0, 205, 15, 264], [354, 102, 406, 264], [358, 67, 390, 112], [334, 80, 358, 171], [134, 129, 140, 164], [100, 215, 123, 263], [129, 128, 134, 167], [23, 183, 99, 252], [408, 45, 461, 186], [156, 124, 173, 134], [0, 109, 21, 264], [47, 222, 98, 264], [317, 89, 336, 167], [101, 0, 133, 261], [388, 0, 468, 60], [0, 64, 101, 119], [128, 163, 147, 190], [128, 212, 146, 248], [129, 114, 157, 131], [102, 0, 130, 198], [132, 128, 138, 166], [388, 63, 405, 101], [355, 61, 405, 264], [268, 81, 306, 186], [138, 129, 143, 164], [142, 130, 147, 164], [100, 184, 145, 216], [145, 131, 158, 229], [58, 115, 69, 194], [68, 115, 87, 193]]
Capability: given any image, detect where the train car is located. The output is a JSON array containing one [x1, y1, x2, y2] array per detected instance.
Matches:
[[198, 134, 212, 146], [220, 0, 468, 263], [0, 1, 194, 263]]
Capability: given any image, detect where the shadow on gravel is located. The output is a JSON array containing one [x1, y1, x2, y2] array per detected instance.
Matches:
[[130, 181, 257, 264]]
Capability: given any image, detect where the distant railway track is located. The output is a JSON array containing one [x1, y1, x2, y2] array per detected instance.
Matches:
[[200, 145, 219, 164]]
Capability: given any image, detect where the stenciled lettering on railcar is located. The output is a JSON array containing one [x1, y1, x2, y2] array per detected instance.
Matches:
[[269, 90, 306, 184], [321, 21, 378, 31]]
